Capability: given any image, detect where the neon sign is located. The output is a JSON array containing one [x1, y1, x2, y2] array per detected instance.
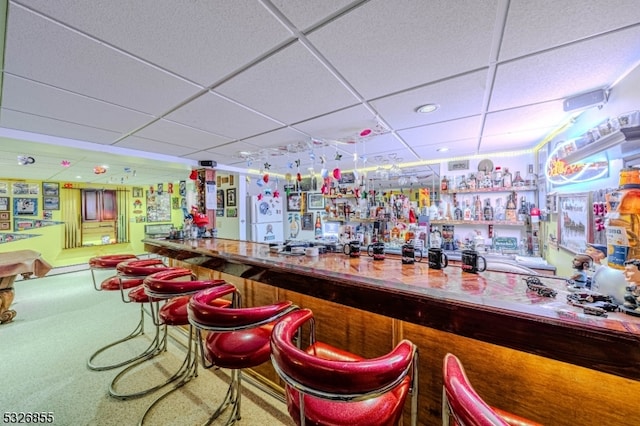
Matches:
[[545, 140, 609, 185]]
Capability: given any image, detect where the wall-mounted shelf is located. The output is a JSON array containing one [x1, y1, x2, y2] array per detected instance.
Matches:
[[431, 219, 526, 226], [445, 186, 537, 194], [562, 128, 628, 165]]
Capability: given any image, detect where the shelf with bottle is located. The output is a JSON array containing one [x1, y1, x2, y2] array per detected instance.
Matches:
[[443, 185, 536, 194], [430, 219, 526, 226]]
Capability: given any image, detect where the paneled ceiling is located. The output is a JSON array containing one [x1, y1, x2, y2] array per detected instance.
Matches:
[[1, 0, 639, 186]]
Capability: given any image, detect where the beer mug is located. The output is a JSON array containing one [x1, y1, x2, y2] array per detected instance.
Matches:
[[461, 249, 487, 273], [343, 240, 361, 258], [401, 243, 423, 264], [428, 247, 449, 270], [367, 242, 385, 261]]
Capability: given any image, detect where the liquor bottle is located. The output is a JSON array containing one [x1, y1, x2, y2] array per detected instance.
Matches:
[[502, 168, 513, 188], [463, 199, 472, 221], [525, 164, 537, 187], [494, 198, 505, 221], [517, 197, 528, 222], [473, 196, 483, 221], [512, 170, 525, 187], [454, 201, 463, 220], [441, 176, 449, 191], [468, 174, 477, 190], [483, 198, 494, 221], [458, 175, 468, 190], [505, 193, 517, 222], [492, 166, 503, 189], [314, 213, 323, 238]]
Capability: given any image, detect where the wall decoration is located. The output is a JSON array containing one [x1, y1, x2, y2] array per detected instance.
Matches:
[[42, 182, 59, 196], [0, 222, 9, 230], [12, 182, 29, 195], [0, 212, 9, 220], [0, 233, 41, 244], [14, 198, 38, 215], [172, 197, 180, 209], [287, 194, 302, 212], [216, 175, 221, 187], [307, 193, 325, 210], [0, 197, 8, 211], [227, 208, 237, 217], [229, 175, 235, 186], [558, 193, 591, 254], [226, 188, 237, 207], [216, 208, 224, 217], [0, 182, 8, 195], [216, 189, 225, 209], [179, 180, 186, 197], [301, 212, 314, 231], [43, 196, 60, 210], [132, 187, 143, 197], [146, 191, 171, 222]]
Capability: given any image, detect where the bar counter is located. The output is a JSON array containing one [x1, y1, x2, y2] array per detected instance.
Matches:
[[144, 237, 640, 425]]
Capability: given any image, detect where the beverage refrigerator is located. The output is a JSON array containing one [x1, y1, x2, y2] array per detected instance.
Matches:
[[247, 195, 284, 243]]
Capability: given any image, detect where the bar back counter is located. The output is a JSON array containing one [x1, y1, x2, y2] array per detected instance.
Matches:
[[143, 238, 640, 426]]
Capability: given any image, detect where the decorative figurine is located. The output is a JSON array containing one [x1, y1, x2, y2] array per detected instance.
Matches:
[[566, 254, 592, 291], [585, 243, 607, 267], [622, 259, 640, 316]]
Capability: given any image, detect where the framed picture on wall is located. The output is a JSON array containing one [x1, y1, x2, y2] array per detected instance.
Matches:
[[132, 187, 143, 197], [42, 182, 59, 196], [558, 193, 591, 254], [0, 182, 8, 195], [0, 197, 8, 211], [217, 189, 225, 209], [14, 198, 38, 215], [226, 188, 237, 207], [43, 196, 60, 210], [227, 208, 238, 217], [287, 194, 302, 212], [216, 208, 224, 217], [307, 193, 325, 210], [0, 211, 9, 220]]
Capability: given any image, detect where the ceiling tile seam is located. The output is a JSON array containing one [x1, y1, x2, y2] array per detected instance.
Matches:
[[160, 117, 235, 143], [0, 105, 130, 136], [10, 1, 206, 89], [475, 0, 510, 154], [3, 72, 159, 119], [259, 0, 421, 161], [259, 0, 369, 35]]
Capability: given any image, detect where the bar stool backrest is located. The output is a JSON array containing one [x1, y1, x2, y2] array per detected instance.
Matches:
[[442, 353, 511, 426], [271, 308, 417, 406]]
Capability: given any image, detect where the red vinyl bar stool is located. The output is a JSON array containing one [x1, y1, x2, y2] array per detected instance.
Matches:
[[87, 254, 148, 371], [270, 308, 419, 426], [108, 267, 224, 400], [442, 353, 543, 426], [87, 258, 171, 371], [187, 284, 296, 425], [88, 254, 138, 291]]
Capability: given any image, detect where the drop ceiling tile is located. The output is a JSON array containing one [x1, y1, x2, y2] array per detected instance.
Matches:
[[478, 132, 542, 153], [215, 42, 360, 124], [134, 119, 233, 150], [114, 136, 200, 157], [5, 4, 201, 115], [0, 109, 122, 144], [398, 116, 483, 153], [166, 92, 283, 139], [371, 70, 488, 130], [292, 104, 377, 141], [16, 0, 294, 86], [483, 101, 568, 141], [500, 0, 640, 60], [491, 25, 640, 111], [2, 75, 154, 133], [307, 0, 498, 99]]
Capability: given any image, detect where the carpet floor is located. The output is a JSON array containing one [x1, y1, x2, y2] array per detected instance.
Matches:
[[1, 269, 294, 426]]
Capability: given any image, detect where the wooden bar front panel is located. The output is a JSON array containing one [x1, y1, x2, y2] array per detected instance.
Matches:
[[150, 238, 640, 425]]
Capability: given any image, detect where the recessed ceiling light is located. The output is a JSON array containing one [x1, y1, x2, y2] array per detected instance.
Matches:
[[416, 103, 439, 114], [436, 147, 449, 152]]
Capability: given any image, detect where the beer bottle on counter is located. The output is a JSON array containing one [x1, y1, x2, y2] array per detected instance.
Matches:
[[314, 213, 322, 238]]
